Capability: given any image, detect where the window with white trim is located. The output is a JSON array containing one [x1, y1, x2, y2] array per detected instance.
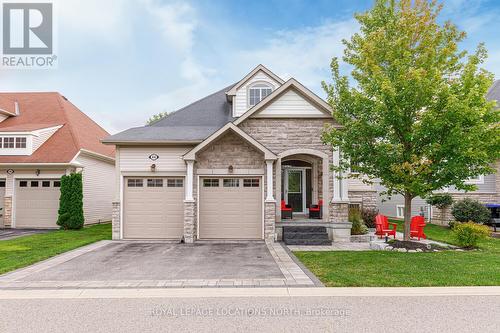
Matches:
[[127, 179, 143, 187], [203, 179, 219, 187], [147, 179, 163, 187], [223, 179, 239, 187], [0, 137, 28, 148], [248, 83, 273, 106], [396, 205, 405, 218], [167, 179, 183, 187], [243, 179, 259, 187]]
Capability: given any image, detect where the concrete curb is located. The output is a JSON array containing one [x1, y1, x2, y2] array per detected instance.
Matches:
[[1, 286, 499, 299]]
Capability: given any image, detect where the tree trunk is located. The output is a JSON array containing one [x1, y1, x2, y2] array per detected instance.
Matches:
[[403, 193, 413, 241]]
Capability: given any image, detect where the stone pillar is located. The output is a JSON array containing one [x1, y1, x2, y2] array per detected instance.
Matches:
[[264, 201, 276, 241], [329, 202, 351, 242], [3, 196, 12, 228], [184, 201, 196, 243], [111, 201, 120, 240]]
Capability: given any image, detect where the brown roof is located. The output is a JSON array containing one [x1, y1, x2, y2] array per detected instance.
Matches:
[[0, 96, 17, 116], [0, 92, 114, 163]]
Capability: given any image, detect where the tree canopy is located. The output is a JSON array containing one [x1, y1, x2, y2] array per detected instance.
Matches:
[[322, 0, 500, 238]]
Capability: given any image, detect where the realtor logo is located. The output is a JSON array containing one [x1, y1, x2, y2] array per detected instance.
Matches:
[[1, 1, 57, 68]]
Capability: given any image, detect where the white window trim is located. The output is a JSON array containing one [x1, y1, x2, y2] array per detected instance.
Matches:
[[247, 81, 273, 108], [465, 175, 484, 185], [396, 205, 405, 218]]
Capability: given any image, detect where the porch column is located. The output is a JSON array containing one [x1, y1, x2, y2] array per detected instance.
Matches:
[[185, 160, 194, 201], [265, 160, 275, 202], [332, 148, 342, 202]]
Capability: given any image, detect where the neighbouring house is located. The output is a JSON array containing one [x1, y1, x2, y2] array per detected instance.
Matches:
[[103, 65, 377, 242], [376, 80, 500, 224], [0, 92, 115, 229]]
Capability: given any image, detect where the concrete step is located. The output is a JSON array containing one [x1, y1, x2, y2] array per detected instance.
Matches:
[[283, 226, 327, 233], [284, 238, 332, 245], [283, 232, 329, 240]]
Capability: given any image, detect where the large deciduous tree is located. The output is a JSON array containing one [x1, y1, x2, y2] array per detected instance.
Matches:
[[322, 0, 500, 240]]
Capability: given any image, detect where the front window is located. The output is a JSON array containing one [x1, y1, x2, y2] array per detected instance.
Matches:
[[249, 83, 273, 106]]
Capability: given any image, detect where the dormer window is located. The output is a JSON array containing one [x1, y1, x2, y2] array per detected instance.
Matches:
[[0, 136, 27, 149], [248, 83, 273, 106]]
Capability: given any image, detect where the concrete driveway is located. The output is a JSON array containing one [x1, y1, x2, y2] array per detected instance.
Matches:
[[0, 228, 51, 240], [0, 241, 317, 288]]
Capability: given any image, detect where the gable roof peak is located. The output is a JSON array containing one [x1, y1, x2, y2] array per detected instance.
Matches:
[[226, 64, 285, 97]]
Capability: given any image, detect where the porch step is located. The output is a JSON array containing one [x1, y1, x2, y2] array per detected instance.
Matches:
[[283, 226, 332, 246]]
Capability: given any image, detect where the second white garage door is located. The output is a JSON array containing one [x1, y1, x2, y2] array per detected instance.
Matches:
[[124, 177, 184, 239], [199, 177, 262, 239], [15, 179, 61, 228]]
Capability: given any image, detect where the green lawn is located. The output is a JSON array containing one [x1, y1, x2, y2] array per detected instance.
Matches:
[[294, 222, 500, 287], [0, 223, 111, 275]]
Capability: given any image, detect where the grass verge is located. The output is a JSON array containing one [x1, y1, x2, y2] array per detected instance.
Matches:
[[0, 223, 111, 275]]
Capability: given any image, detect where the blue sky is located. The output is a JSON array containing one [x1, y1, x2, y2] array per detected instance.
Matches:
[[1, 0, 499, 133]]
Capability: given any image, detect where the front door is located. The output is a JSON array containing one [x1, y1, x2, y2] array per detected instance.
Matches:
[[286, 169, 305, 213]]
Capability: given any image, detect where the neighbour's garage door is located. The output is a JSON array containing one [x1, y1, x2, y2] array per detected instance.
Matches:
[[15, 179, 61, 228], [123, 177, 184, 239], [0, 179, 5, 226], [199, 177, 262, 239]]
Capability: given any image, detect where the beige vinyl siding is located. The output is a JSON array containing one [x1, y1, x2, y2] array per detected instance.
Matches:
[[233, 70, 281, 117], [76, 154, 115, 224], [119, 147, 191, 172], [254, 89, 325, 117], [32, 126, 61, 152]]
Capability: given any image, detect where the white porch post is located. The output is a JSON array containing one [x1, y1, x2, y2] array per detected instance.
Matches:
[[265, 160, 275, 201], [185, 160, 194, 201], [332, 148, 342, 202]]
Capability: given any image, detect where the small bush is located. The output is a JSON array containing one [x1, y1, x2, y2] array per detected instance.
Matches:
[[361, 207, 378, 228], [350, 210, 368, 235], [451, 198, 490, 224], [452, 222, 490, 248]]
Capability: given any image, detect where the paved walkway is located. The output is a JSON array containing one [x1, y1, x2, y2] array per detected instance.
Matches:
[[0, 241, 316, 289], [288, 231, 453, 252]]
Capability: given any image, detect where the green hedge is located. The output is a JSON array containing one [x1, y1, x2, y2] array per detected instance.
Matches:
[[57, 173, 84, 230]]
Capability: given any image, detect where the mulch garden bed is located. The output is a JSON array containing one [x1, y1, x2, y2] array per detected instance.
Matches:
[[388, 240, 449, 252]]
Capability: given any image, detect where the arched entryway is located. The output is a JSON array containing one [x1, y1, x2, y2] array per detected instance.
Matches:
[[276, 149, 330, 222]]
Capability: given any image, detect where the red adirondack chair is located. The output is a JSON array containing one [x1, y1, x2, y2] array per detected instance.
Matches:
[[375, 214, 397, 239], [410, 216, 427, 240], [281, 200, 293, 219]]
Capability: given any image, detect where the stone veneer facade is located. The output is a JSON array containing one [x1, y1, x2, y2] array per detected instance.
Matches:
[[431, 192, 499, 225], [2, 196, 12, 228], [111, 201, 120, 240]]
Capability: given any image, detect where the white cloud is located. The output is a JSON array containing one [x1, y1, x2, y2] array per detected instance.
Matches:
[[233, 19, 358, 90]]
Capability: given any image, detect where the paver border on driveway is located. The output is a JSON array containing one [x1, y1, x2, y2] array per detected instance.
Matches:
[[0, 241, 316, 289]]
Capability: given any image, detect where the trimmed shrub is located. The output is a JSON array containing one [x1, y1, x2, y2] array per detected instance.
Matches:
[[350, 210, 368, 235], [452, 222, 490, 248], [57, 173, 84, 230], [451, 198, 490, 224], [426, 193, 454, 209], [361, 207, 378, 228]]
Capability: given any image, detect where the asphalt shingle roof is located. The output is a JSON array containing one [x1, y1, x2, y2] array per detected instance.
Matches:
[[104, 84, 235, 143], [487, 79, 500, 106]]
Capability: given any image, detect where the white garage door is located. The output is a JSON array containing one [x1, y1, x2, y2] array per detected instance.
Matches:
[[199, 177, 262, 239], [15, 179, 61, 228], [124, 177, 184, 239], [0, 179, 5, 227]]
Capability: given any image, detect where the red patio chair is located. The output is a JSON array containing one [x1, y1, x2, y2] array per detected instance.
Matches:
[[309, 199, 323, 219], [410, 216, 427, 240], [375, 214, 397, 239], [281, 200, 292, 219]]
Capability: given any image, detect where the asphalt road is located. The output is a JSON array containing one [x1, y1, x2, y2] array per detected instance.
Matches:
[[1, 294, 499, 333]]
